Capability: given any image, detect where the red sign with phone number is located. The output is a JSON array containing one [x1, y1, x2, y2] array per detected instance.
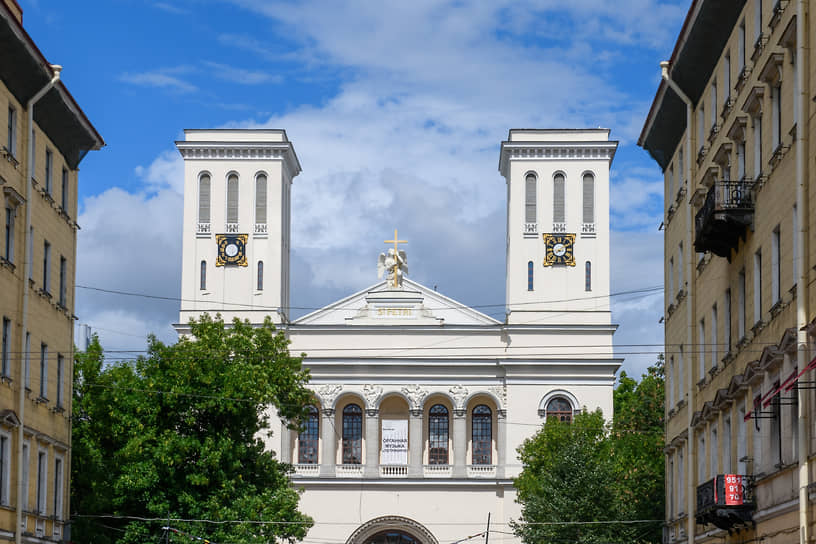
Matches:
[[721, 474, 744, 505]]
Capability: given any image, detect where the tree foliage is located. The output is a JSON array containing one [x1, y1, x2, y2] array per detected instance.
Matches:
[[514, 357, 665, 544], [72, 315, 314, 544]]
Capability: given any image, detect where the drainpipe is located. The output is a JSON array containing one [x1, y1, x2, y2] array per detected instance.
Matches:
[[661, 60, 696, 544], [794, 2, 810, 543], [16, 64, 61, 544]]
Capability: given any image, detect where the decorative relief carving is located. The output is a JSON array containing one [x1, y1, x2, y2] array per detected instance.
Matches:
[[401, 384, 427, 410], [449, 385, 468, 410], [489, 385, 507, 408], [363, 384, 383, 408], [316, 384, 342, 407]]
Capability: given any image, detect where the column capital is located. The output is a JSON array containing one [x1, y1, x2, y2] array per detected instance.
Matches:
[[409, 409, 423, 418], [321, 408, 336, 417], [497, 409, 507, 419], [365, 408, 379, 417], [453, 409, 467, 418]]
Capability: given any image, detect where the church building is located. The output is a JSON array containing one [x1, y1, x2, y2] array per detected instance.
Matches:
[[174, 128, 620, 544]]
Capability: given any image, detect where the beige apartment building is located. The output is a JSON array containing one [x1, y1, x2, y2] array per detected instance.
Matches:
[[0, 1, 103, 542], [639, 1, 816, 544]]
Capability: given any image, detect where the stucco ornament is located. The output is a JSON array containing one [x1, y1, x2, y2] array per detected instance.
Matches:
[[489, 385, 507, 408], [401, 384, 427, 410], [316, 384, 343, 406], [449, 385, 468, 410], [363, 384, 383, 408]]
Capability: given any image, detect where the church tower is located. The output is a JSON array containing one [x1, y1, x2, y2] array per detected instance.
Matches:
[[175, 130, 301, 329], [499, 129, 618, 325]]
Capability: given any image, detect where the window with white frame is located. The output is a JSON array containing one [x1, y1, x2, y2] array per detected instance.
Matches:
[[553, 173, 565, 224], [711, 304, 718, 368], [42, 240, 50, 293], [198, 173, 211, 224], [200, 260, 206, 291], [0, 431, 9, 506], [698, 318, 706, 379], [753, 250, 762, 324], [56, 354, 64, 409], [6, 106, 16, 156], [739, 22, 746, 72], [753, 116, 762, 178], [582, 173, 594, 224], [1, 317, 9, 377], [36, 449, 47, 514], [226, 173, 239, 224], [724, 289, 732, 353], [255, 173, 267, 225], [4, 206, 13, 263], [737, 141, 746, 179], [24, 332, 30, 389], [771, 226, 780, 304], [257, 261, 264, 291], [723, 53, 731, 104], [525, 173, 536, 225], [710, 81, 718, 129], [710, 424, 718, 478], [22, 441, 29, 509], [53, 455, 63, 520], [723, 415, 732, 473], [39, 343, 48, 399], [738, 268, 746, 338]]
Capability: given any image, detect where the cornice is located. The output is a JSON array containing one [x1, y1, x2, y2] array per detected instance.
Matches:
[[175, 140, 302, 179], [498, 140, 618, 178]]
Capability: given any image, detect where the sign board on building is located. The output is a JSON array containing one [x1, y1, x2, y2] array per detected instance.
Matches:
[[721, 474, 744, 505], [381, 419, 408, 465]]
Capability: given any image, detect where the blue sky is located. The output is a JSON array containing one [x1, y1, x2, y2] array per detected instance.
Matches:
[[20, 0, 689, 377]]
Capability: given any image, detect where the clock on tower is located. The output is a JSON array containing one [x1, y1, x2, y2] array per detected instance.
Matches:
[[542, 233, 576, 267]]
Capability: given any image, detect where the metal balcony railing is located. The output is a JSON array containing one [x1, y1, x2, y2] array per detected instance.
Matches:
[[694, 180, 755, 258], [696, 474, 754, 531]]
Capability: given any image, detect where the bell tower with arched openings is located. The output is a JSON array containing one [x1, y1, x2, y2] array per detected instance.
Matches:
[[175, 129, 301, 329], [499, 129, 618, 325]]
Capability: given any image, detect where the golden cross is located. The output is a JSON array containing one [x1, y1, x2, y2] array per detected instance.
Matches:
[[384, 229, 407, 287]]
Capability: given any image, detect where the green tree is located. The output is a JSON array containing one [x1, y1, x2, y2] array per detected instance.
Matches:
[[513, 358, 665, 544], [72, 315, 314, 544]]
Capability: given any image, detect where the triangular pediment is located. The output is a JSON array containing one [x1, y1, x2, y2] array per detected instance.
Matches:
[[293, 279, 500, 326]]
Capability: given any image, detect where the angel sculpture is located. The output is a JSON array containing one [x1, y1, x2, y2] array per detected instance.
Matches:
[[377, 247, 408, 288]]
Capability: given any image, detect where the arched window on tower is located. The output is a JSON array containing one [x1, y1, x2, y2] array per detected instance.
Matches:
[[527, 261, 534, 291], [582, 172, 595, 225], [546, 397, 574, 423], [227, 173, 239, 224], [298, 406, 319, 464], [428, 404, 449, 465], [472, 405, 492, 465], [200, 260, 206, 290], [553, 173, 565, 224], [255, 173, 267, 225], [198, 173, 210, 224], [585, 261, 591, 291], [257, 261, 264, 291], [525, 173, 537, 225], [342, 403, 363, 464]]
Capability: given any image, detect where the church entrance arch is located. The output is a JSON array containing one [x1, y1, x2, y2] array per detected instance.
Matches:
[[346, 516, 438, 544]]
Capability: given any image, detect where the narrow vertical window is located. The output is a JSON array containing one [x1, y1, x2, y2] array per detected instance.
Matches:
[[772, 85, 781, 149], [739, 22, 746, 71], [61, 168, 68, 211], [21, 442, 29, 508], [582, 173, 594, 224], [42, 240, 50, 293], [226, 173, 239, 224], [39, 343, 47, 399], [668, 356, 675, 407], [710, 425, 719, 477], [472, 405, 492, 465], [710, 81, 717, 129], [724, 289, 732, 353], [753, 250, 762, 324], [678, 148, 684, 182], [738, 269, 746, 339], [7, 106, 16, 156], [723, 416, 732, 473], [552, 173, 565, 224], [771, 226, 780, 303], [53, 456, 63, 519], [255, 173, 267, 225], [524, 173, 536, 225], [28, 226, 33, 279], [200, 260, 206, 290], [678, 345, 684, 404], [668, 257, 674, 297], [737, 142, 746, 179], [792, 205, 798, 286], [723, 53, 731, 103], [527, 261, 533, 291], [58, 256, 66, 307], [428, 404, 449, 465], [45, 149, 52, 193], [342, 404, 363, 465], [585, 261, 591, 291], [753, 117, 762, 179], [298, 406, 319, 464], [698, 318, 706, 379], [698, 105, 705, 150], [754, 0, 762, 41], [198, 174, 211, 223], [0, 433, 8, 506], [36, 450, 46, 514], [1, 317, 9, 377], [678, 242, 684, 290], [711, 304, 718, 368], [667, 165, 674, 200], [678, 448, 685, 510], [698, 435, 706, 483], [24, 332, 30, 389], [257, 261, 264, 291], [4, 206, 13, 263], [56, 354, 64, 409]]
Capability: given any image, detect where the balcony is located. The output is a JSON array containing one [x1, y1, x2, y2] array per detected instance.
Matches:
[[225, 222, 240, 233], [694, 180, 755, 258], [552, 222, 566, 233], [379, 464, 408, 478], [467, 464, 496, 478], [423, 464, 452, 478], [524, 222, 537, 235], [696, 474, 754, 530], [196, 222, 211, 235], [336, 464, 364, 478], [293, 463, 319, 477]]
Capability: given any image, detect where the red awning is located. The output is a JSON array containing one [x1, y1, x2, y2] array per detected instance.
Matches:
[[783, 354, 816, 391]]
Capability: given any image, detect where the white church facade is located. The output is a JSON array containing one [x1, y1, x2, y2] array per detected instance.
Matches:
[[174, 128, 621, 544]]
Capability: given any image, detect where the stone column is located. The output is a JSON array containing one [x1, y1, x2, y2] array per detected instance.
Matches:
[[365, 409, 380, 478], [280, 423, 292, 464], [409, 409, 424, 477], [320, 408, 336, 477], [496, 409, 507, 478], [452, 409, 467, 478]]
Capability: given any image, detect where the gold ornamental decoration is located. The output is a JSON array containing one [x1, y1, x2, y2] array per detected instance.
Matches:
[[216, 234, 248, 267], [542, 233, 576, 267]]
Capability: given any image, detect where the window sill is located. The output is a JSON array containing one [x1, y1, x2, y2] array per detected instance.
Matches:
[[0, 256, 14, 272], [34, 396, 48, 405]]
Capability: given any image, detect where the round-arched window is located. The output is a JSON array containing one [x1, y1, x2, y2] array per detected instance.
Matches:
[[342, 404, 363, 464], [472, 405, 492, 465], [546, 397, 574, 423], [428, 404, 449, 465], [298, 405, 319, 464]]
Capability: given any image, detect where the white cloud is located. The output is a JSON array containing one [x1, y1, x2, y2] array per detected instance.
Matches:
[[120, 70, 198, 93], [202, 61, 282, 85], [133, 150, 184, 194]]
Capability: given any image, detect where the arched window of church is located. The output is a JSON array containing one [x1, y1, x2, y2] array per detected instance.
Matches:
[[546, 397, 574, 423], [200, 260, 206, 290], [428, 404, 449, 465], [582, 172, 595, 224], [226, 173, 239, 224], [585, 261, 591, 291], [257, 261, 264, 290], [198, 173, 210, 223], [342, 403, 363, 465], [472, 404, 492, 465], [525, 173, 537, 224], [527, 261, 534, 291], [255, 173, 267, 224], [298, 405, 319, 464], [553, 172, 565, 223]]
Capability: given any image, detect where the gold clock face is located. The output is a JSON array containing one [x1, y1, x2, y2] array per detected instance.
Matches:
[[543, 233, 575, 266], [216, 234, 248, 267]]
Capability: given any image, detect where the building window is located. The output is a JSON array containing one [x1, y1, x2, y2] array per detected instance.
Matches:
[[342, 403, 363, 465], [39, 343, 47, 399], [24, 331, 30, 389], [61, 168, 68, 212], [698, 434, 706, 483], [582, 173, 594, 224], [667, 165, 674, 200], [711, 304, 718, 368], [527, 261, 533, 291], [58, 256, 66, 307], [472, 405, 492, 465], [21, 442, 29, 509], [45, 148, 53, 193], [753, 116, 762, 179], [36, 450, 47, 515], [53, 456, 63, 519], [4, 206, 13, 263], [585, 261, 591, 291], [737, 141, 746, 179], [28, 226, 32, 279], [698, 318, 705, 379], [697, 105, 705, 151], [738, 269, 746, 339], [771, 226, 780, 304], [771, 85, 781, 150], [255, 173, 267, 225], [723, 416, 732, 473], [739, 22, 746, 72], [298, 406, 319, 465], [678, 242, 684, 290], [428, 404, 449, 465], [43, 240, 50, 293], [56, 354, 64, 409], [668, 257, 674, 297], [710, 80, 717, 129], [552, 173, 565, 224], [226, 173, 239, 224], [792, 205, 798, 287], [754, 0, 762, 41], [678, 345, 684, 403], [200, 260, 206, 290], [723, 53, 731, 104], [753, 250, 762, 325], [668, 356, 675, 407], [198, 174, 210, 224], [710, 425, 719, 477], [546, 397, 574, 423], [678, 447, 685, 510], [0, 432, 9, 506], [1, 317, 9, 378], [525, 173, 536, 224], [257, 261, 264, 291], [724, 289, 732, 353], [7, 106, 16, 157]]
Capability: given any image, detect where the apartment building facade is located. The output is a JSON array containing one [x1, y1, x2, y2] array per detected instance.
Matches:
[[639, 1, 815, 543], [0, 1, 103, 542]]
